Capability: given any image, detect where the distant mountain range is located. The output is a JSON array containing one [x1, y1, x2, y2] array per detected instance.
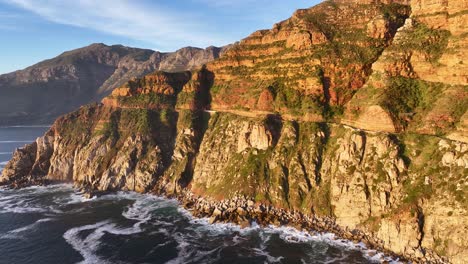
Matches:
[[0, 43, 227, 125]]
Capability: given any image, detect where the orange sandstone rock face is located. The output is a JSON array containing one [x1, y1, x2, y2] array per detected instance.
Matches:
[[367, 16, 390, 39], [447, 111, 468, 143], [411, 0, 468, 35], [99, 0, 465, 141], [102, 71, 191, 109], [206, 1, 410, 116], [343, 105, 396, 132], [111, 87, 131, 97], [256, 89, 275, 111], [344, 0, 467, 137], [333, 0, 410, 4]]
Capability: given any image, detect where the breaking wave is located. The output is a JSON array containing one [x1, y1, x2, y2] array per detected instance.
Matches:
[[0, 184, 398, 264]]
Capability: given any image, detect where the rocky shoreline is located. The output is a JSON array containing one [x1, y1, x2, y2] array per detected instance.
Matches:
[[52, 181, 404, 263], [0, 162, 452, 264], [59, 181, 449, 264], [171, 190, 449, 264]]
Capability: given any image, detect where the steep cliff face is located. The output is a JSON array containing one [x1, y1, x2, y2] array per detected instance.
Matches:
[[202, 0, 467, 140], [0, 44, 223, 125], [1, 0, 467, 263], [2, 102, 466, 263], [343, 0, 467, 136], [206, 0, 410, 118]]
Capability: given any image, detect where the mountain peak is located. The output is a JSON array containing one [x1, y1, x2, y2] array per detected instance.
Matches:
[[0, 44, 224, 125]]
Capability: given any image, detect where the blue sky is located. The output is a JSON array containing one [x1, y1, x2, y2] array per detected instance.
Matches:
[[0, 0, 322, 74]]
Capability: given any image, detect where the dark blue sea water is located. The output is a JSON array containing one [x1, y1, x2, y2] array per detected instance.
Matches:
[[0, 127, 394, 264], [0, 126, 50, 172]]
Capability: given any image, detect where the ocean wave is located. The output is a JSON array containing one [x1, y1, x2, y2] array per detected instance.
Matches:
[[122, 194, 177, 221], [63, 221, 112, 264], [60, 191, 179, 263], [264, 226, 400, 263], [0, 184, 74, 214], [12, 183, 74, 194], [64, 217, 153, 264], [8, 218, 53, 234], [252, 247, 284, 263], [1, 186, 399, 263], [0, 152, 12, 155], [0, 218, 54, 240], [0, 161, 8, 166], [166, 232, 222, 264], [58, 192, 98, 205], [0, 198, 49, 214], [177, 206, 399, 264], [179, 207, 261, 236]]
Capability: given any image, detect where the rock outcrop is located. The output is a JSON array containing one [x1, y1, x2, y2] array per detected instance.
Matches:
[[343, 0, 467, 136], [206, 0, 411, 117]]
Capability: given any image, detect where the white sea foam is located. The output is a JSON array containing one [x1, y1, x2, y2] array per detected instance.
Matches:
[[264, 226, 402, 263], [190, 246, 223, 263], [8, 218, 53, 234], [64, 217, 154, 264], [165, 232, 192, 264], [0, 184, 73, 214], [63, 221, 111, 264], [60, 192, 97, 205], [1, 185, 400, 263], [0, 161, 8, 166], [0, 198, 49, 214], [0, 218, 53, 240], [61, 191, 179, 263], [122, 194, 176, 221], [177, 206, 400, 264], [252, 247, 284, 263], [6, 183, 73, 194], [166, 232, 222, 264], [0, 152, 12, 155]]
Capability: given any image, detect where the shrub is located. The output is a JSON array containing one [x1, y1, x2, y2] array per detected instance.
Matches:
[[380, 77, 425, 128], [396, 22, 451, 63]]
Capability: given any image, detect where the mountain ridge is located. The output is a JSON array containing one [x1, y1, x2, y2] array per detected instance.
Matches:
[[0, 43, 227, 125]]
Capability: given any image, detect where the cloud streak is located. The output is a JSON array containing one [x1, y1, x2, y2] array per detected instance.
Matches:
[[1, 0, 320, 52], [2, 0, 227, 50]]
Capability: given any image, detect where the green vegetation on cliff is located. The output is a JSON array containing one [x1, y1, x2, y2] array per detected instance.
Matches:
[[391, 22, 451, 63]]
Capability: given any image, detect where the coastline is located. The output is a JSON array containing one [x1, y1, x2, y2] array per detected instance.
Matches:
[[75, 180, 415, 263], [156, 188, 412, 263], [1, 181, 405, 263]]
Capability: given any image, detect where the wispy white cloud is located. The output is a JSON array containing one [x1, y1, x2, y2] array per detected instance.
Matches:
[[0, 11, 22, 18], [0, 11, 23, 30], [2, 0, 228, 50], [1, 0, 321, 51]]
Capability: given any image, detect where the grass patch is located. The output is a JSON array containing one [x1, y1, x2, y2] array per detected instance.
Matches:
[[380, 77, 425, 129], [393, 22, 451, 63], [118, 93, 176, 109]]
